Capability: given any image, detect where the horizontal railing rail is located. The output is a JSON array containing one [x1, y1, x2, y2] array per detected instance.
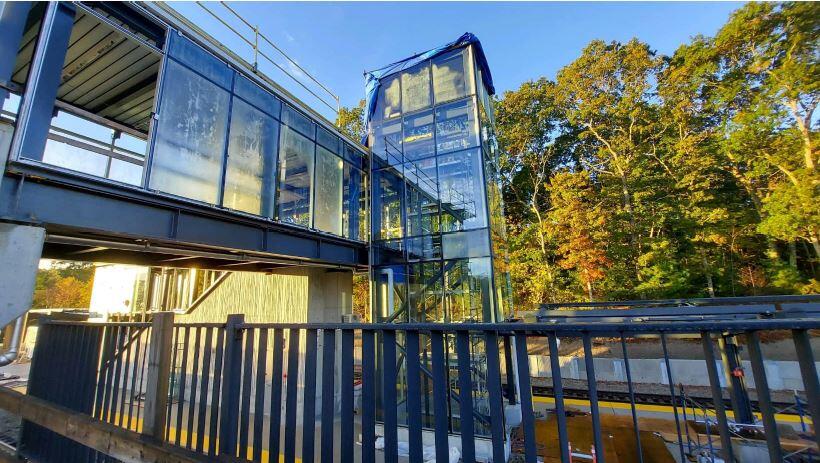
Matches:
[[14, 309, 820, 463]]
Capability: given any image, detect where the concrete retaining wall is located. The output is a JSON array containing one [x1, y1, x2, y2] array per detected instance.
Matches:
[[527, 355, 817, 392]]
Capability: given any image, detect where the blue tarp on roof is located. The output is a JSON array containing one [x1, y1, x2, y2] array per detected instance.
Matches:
[[362, 32, 494, 146]]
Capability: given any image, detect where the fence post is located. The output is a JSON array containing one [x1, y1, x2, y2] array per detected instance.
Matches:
[[142, 311, 174, 440], [218, 314, 245, 457]]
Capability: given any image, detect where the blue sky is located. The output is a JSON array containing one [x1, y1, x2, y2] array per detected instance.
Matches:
[[170, 1, 743, 120]]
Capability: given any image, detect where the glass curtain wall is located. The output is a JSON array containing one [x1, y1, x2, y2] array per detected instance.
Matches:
[[148, 33, 367, 241], [369, 45, 507, 324]]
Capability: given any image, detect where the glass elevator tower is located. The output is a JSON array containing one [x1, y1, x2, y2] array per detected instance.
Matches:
[[365, 34, 512, 324]]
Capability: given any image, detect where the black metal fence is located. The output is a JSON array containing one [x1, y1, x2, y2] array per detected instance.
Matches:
[[18, 311, 820, 463]]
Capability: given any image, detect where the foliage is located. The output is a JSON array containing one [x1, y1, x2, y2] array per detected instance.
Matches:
[[32, 261, 95, 309], [493, 2, 818, 307], [335, 99, 367, 141]]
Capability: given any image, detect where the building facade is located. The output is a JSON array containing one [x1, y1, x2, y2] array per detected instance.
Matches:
[[366, 34, 512, 324]]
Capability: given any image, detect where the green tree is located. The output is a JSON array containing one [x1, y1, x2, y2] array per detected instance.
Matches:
[[335, 99, 366, 141]]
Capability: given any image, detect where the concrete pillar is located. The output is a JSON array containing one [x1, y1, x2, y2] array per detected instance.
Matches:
[[0, 223, 44, 327], [306, 268, 353, 323]]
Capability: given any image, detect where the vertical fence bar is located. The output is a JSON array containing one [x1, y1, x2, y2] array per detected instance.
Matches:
[[745, 330, 782, 462], [548, 333, 570, 463], [195, 327, 213, 453], [620, 334, 644, 463], [320, 329, 336, 463], [485, 331, 506, 463], [109, 327, 125, 425], [143, 312, 174, 440], [792, 329, 820, 449], [174, 326, 190, 446], [430, 331, 449, 463], [219, 314, 245, 458], [361, 329, 376, 463], [94, 326, 113, 421], [701, 331, 735, 462], [239, 327, 255, 459], [340, 329, 354, 463], [185, 327, 202, 449], [284, 328, 300, 463], [503, 335, 517, 405], [165, 326, 179, 441], [252, 328, 268, 462], [405, 329, 423, 462], [382, 329, 398, 463], [583, 333, 605, 463], [661, 332, 685, 462], [208, 327, 226, 456], [126, 329, 142, 431], [302, 329, 318, 463], [117, 326, 132, 427], [455, 330, 475, 463], [514, 331, 537, 463], [269, 329, 284, 462]]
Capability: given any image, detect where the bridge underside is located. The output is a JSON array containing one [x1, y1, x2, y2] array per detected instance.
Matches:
[[0, 166, 368, 272]]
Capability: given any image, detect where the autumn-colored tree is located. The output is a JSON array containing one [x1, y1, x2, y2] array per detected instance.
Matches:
[[32, 261, 95, 309], [335, 99, 367, 141]]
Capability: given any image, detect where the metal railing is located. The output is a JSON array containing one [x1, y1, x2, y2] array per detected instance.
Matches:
[[15, 308, 820, 463]]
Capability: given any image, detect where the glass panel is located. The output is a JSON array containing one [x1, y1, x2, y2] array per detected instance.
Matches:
[[108, 159, 142, 185], [314, 146, 344, 235], [432, 48, 474, 104], [401, 63, 431, 113], [316, 126, 340, 154], [149, 60, 230, 204], [42, 138, 108, 176], [276, 126, 314, 227], [370, 119, 402, 164], [444, 257, 494, 322], [234, 74, 281, 118], [442, 229, 491, 260], [408, 261, 443, 322], [376, 74, 401, 120], [281, 105, 314, 139], [435, 98, 478, 154], [372, 168, 404, 241], [402, 109, 435, 161], [223, 99, 279, 217], [168, 34, 233, 90], [403, 157, 439, 238], [343, 164, 365, 241], [437, 149, 486, 231]]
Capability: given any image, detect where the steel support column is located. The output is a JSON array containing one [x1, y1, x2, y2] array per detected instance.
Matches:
[[10, 2, 75, 162]]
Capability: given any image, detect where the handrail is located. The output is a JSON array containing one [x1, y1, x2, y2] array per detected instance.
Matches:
[[191, 1, 340, 114]]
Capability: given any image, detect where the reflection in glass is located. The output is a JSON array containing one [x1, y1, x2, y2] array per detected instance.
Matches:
[[281, 105, 314, 139], [432, 49, 474, 104], [435, 99, 478, 154], [442, 229, 491, 260], [150, 60, 230, 204], [444, 257, 494, 322], [374, 265, 407, 321], [438, 149, 486, 231], [402, 110, 435, 160], [224, 99, 279, 216], [343, 164, 366, 241], [371, 119, 402, 163], [376, 75, 401, 120], [108, 159, 142, 185], [276, 126, 314, 227], [234, 75, 281, 118], [408, 262, 443, 321], [316, 126, 340, 153], [401, 63, 431, 113], [404, 157, 439, 238], [373, 168, 404, 241], [314, 146, 344, 235]]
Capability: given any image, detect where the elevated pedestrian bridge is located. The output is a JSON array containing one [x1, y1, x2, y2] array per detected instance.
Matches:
[[0, 2, 368, 272]]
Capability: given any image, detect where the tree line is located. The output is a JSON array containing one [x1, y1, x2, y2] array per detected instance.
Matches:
[[338, 2, 818, 308]]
